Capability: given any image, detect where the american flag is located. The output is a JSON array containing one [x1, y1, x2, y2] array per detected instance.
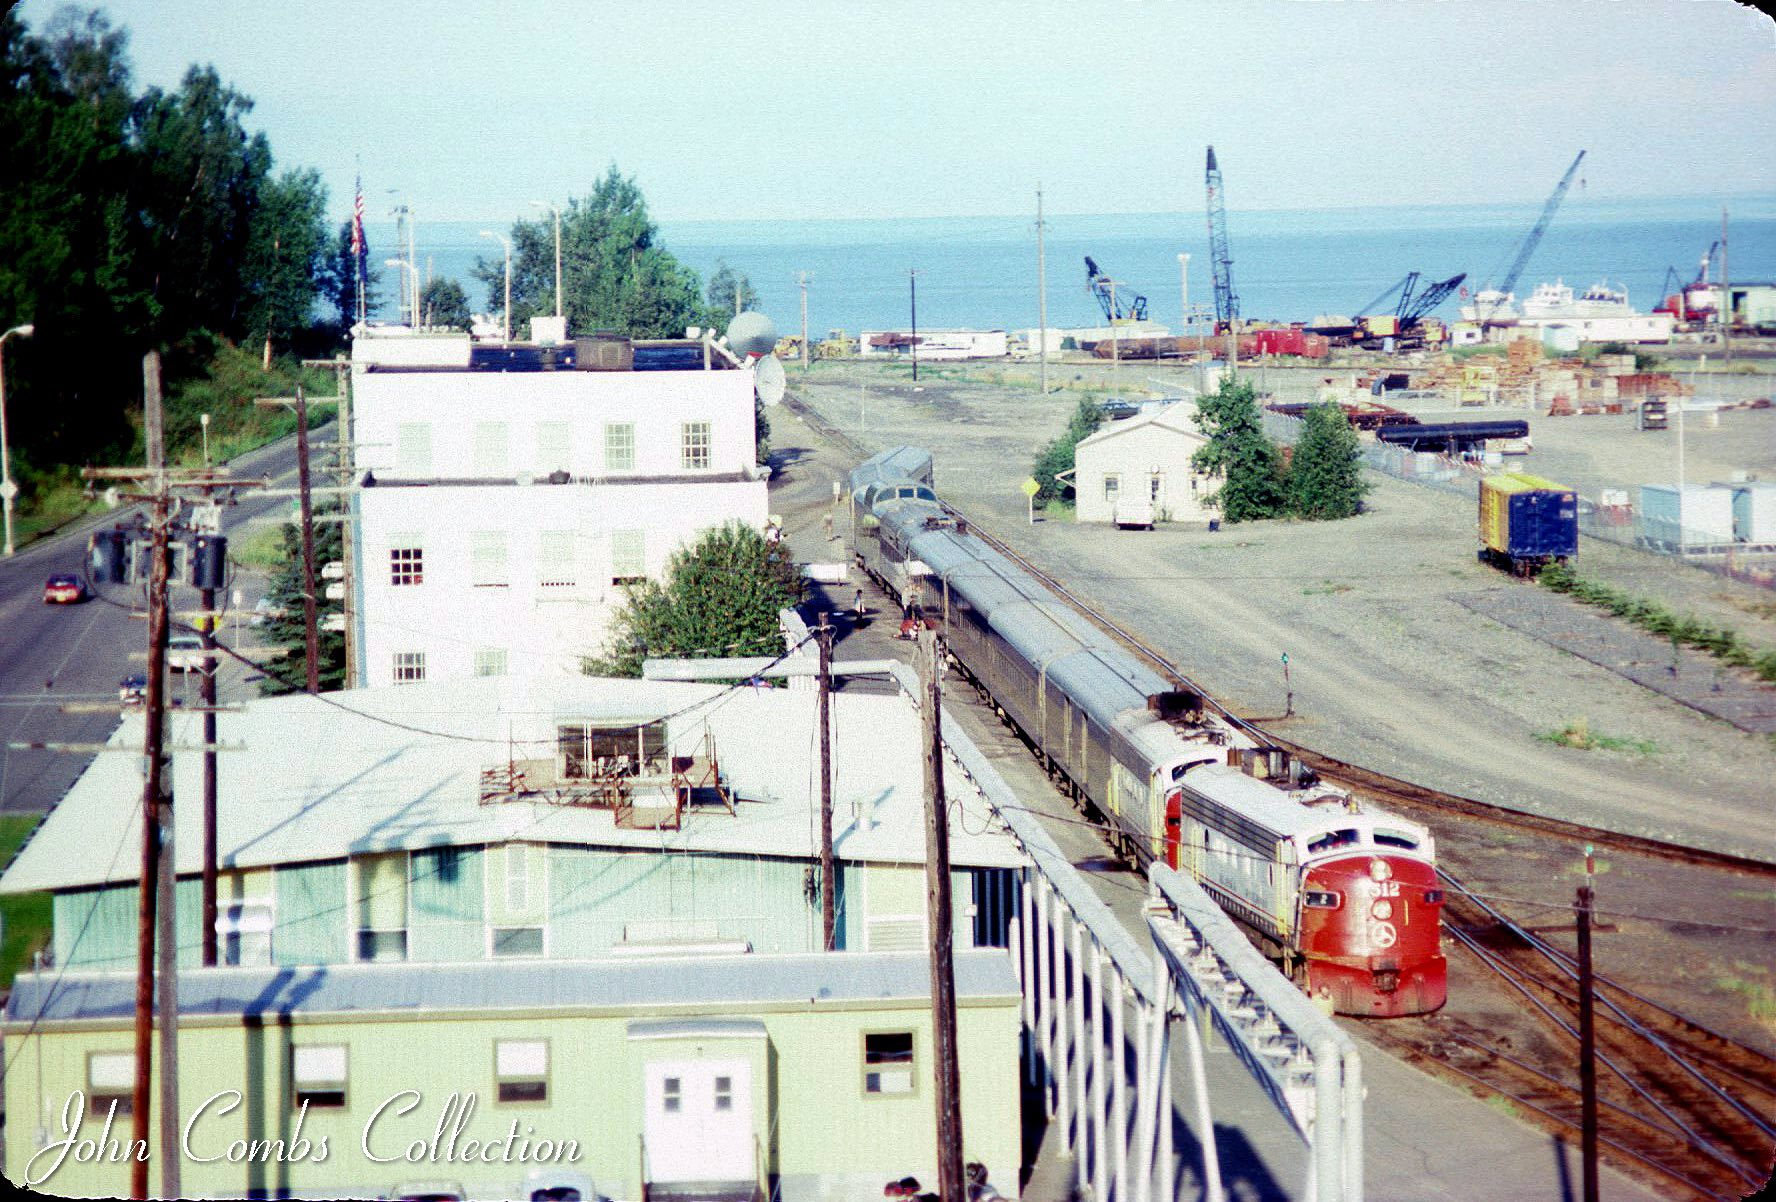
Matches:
[[350, 178, 365, 261]]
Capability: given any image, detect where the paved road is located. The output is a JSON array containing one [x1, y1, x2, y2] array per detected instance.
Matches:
[[0, 423, 335, 815]]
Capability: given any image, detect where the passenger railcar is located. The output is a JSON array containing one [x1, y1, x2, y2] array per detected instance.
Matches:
[[849, 446, 1446, 1016]]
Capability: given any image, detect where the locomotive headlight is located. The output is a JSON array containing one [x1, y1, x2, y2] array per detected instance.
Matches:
[[1372, 899, 1393, 921], [1368, 859, 1392, 882]]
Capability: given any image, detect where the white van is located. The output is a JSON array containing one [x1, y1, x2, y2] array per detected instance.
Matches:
[[167, 633, 208, 672]]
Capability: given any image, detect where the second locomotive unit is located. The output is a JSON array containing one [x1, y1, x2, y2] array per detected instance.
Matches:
[[850, 446, 1446, 1017]]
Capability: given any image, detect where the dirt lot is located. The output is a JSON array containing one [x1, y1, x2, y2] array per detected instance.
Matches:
[[789, 359, 1776, 865]]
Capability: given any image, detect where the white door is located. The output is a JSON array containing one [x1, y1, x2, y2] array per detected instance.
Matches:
[[642, 1058, 753, 1184]]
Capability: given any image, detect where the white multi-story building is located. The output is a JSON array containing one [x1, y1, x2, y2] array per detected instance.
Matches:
[[350, 330, 769, 686]]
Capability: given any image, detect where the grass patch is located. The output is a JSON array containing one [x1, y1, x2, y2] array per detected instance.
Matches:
[[1716, 974, 1776, 1033], [1482, 1093, 1519, 1120], [1302, 581, 1354, 596], [1540, 563, 1776, 685], [230, 522, 291, 572], [1535, 717, 1659, 755], [1036, 500, 1076, 523], [0, 816, 51, 987]]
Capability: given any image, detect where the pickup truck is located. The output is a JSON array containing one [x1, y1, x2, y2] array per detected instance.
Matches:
[[1113, 492, 1156, 530]]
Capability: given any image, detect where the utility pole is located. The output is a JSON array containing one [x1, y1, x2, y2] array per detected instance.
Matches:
[[1576, 845, 1599, 1202], [1178, 253, 1191, 342], [199, 573, 218, 965], [909, 269, 921, 383], [919, 629, 965, 1201], [132, 351, 180, 1200], [1109, 278, 1121, 395], [295, 386, 320, 693], [816, 614, 836, 950], [797, 272, 812, 373], [1036, 185, 1049, 395], [1720, 207, 1731, 365]]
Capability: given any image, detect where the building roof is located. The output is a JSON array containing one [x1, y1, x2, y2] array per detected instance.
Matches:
[[3, 949, 1021, 1026], [0, 676, 1024, 896], [1075, 404, 1205, 454]]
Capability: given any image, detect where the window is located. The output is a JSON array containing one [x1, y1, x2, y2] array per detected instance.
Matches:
[[473, 421, 510, 475], [1103, 474, 1121, 502], [610, 530, 645, 584], [864, 1031, 915, 1095], [495, 1040, 549, 1103], [535, 422, 572, 475], [292, 1045, 348, 1109], [471, 531, 509, 587], [395, 423, 432, 475], [473, 647, 508, 678], [505, 844, 529, 912], [714, 1075, 733, 1111], [604, 422, 635, 472], [218, 900, 274, 966], [392, 652, 426, 684], [492, 926, 544, 958], [88, 1051, 135, 1117], [355, 852, 408, 962], [1307, 828, 1361, 856], [680, 421, 712, 470], [538, 531, 576, 589], [1303, 890, 1342, 910], [662, 1076, 682, 1113], [1373, 828, 1421, 849], [389, 541, 423, 586]]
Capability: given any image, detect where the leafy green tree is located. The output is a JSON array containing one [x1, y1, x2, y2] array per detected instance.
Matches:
[[1286, 403, 1368, 520], [239, 167, 329, 363], [256, 502, 346, 694], [421, 277, 472, 331], [591, 521, 803, 677], [1032, 396, 1106, 506], [475, 166, 713, 339], [1191, 377, 1287, 522], [706, 260, 759, 318]]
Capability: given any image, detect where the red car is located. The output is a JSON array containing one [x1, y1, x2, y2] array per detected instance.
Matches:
[[42, 574, 90, 604]]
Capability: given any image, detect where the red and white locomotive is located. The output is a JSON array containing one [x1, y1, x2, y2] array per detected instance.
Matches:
[[851, 447, 1446, 1017]]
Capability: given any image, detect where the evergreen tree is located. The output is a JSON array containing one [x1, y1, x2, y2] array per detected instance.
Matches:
[[1031, 396, 1107, 506], [1287, 402, 1368, 520], [420, 277, 472, 331], [591, 522, 803, 677], [318, 218, 382, 332], [1191, 377, 1287, 522], [257, 502, 346, 694], [706, 260, 759, 318]]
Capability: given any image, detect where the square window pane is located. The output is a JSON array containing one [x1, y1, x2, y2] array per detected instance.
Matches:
[[492, 927, 544, 958], [604, 423, 635, 472]]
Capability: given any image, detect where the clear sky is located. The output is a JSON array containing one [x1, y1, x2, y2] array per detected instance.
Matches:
[[16, 0, 1776, 226]]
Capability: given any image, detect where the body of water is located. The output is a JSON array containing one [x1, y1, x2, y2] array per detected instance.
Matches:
[[369, 193, 1776, 337]]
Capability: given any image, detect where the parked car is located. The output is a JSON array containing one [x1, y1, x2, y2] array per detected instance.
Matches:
[[249, 596, 285, 627], [167, 633, 208, 672], [42, 573, 90, 604], [118, 674, 147, 706], [522, 1171, 600, 1202], [389, 1184, 466, 1202], [1097, 399, 1141, 421]]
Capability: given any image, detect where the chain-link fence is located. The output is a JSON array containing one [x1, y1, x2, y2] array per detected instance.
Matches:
[[1262, 406, 1776, 590]]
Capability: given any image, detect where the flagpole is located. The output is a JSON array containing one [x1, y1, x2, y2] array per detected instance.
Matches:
[[352, 173, 367, 326]]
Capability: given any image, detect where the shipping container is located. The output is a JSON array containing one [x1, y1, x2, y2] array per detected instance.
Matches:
[[1639, 484, 1736, 548], [1732, 482, 1776, 543], [1479, 473, 1578, 575]]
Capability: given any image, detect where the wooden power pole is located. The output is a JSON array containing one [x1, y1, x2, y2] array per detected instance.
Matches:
[[816, 614, 836, 950], [1576, 847, 1599, 1202], [294, 386, 319, 693], [1036, 184, 1049, 395], [797, 272, 812, 373], [919, 629, 965, 1201]]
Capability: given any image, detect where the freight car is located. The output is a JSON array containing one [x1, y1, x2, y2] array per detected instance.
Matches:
[[849, 446, 1446, 1016], [1479, 472, 1578, 576]]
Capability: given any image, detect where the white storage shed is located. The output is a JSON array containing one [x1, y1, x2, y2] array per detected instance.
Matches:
[[1072, 404, 1215, 526], [1732, 482, 1776, 544], [1639, 484, 1737, 547]]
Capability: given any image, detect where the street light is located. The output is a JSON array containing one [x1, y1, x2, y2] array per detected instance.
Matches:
[[200, 412, 211, 468], [383, 258, 420, 327], [531, 201, 562, 319], [481, 231, 512, 342], [0, 322, 36, 557]]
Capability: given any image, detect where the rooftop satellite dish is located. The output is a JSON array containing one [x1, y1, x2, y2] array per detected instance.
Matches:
[[727, 311, 778, 359], [753, 354, 786, 407]]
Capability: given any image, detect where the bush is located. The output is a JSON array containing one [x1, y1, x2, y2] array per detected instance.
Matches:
[[1031, 396, 1106, 507], [1192, 377, 1287, 523], [1287, 403, 1367, 520]]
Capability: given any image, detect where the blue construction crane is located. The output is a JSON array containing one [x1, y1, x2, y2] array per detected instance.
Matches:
[[1205, 146, 1239, 331], [1084, 256, 1148, 323], [1475, 150, 1586, 325]]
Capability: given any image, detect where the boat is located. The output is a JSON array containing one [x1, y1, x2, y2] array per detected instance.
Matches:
[[1518, 279, 1636, 320]]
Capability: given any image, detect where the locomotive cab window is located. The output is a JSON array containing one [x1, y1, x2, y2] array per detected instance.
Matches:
[[1306, 828, 1360, 855], [1372, 828, 1420, 849]]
